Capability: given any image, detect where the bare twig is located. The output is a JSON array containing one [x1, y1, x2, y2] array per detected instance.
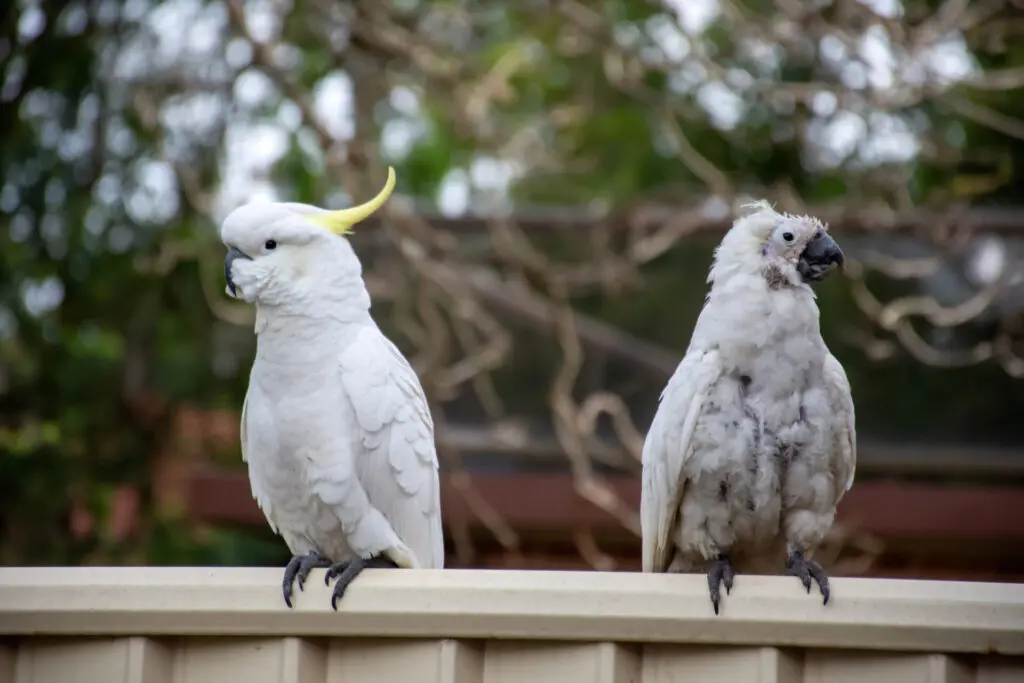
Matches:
[[128, 0, 1024, 573]]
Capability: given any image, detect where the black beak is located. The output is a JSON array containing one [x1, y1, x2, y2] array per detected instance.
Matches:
[[797, 232, 844, 283], [224, 246, 251, 296]]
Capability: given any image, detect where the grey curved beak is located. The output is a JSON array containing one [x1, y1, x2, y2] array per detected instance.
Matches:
[[224, 246, 251, 297], [797, 233, 844, 283]]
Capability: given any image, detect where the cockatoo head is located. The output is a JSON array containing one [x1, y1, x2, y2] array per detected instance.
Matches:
[[710, 200, 844, 289], [220, 168, 395, 307]]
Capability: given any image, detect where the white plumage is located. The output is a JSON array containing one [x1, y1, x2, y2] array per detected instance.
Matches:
[[640, 200, 855, 614], [240, 325, 444, 571], [221, 169, 443, 609]]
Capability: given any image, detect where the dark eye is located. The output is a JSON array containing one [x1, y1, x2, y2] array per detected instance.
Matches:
[[782, 232, 794, 243], [264, 239, 277, 250]]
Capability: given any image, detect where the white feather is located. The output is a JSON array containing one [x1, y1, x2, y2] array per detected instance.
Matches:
[[240, 321, 444, 570], [641, 203, 856, 575], [641, 348, 722, 573], [226, 201, 444, 571]]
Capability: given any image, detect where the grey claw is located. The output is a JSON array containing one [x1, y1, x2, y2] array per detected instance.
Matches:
[[706, 555, 736, 616], [324, 555, 398, 610], [281, 551, 331, 607], [786, 551, 830, 604]]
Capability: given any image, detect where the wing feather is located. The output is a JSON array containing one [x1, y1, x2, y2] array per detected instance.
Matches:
[[239, 391, 280, 534], [823, 352, 856, 501], [339, 327, 444, 568], [641, 348, 722, 573]]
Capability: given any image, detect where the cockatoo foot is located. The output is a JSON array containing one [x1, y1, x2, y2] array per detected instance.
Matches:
[[786, 550, 830, 604], [324, 555, 398, 610], [706, 554, 736, 615], [282, 550, 333, 608]]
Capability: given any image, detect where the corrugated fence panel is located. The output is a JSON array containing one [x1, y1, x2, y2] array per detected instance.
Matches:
[[0, 639, 1023, 683], [0, 569, 1022, 683]]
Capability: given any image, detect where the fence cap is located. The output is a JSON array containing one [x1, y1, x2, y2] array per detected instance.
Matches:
[[0, 567, 1021, 654]]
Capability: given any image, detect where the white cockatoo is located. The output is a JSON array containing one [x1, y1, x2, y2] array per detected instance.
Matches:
[[221, 168, 444, 609], [640, 200, 856, 615]]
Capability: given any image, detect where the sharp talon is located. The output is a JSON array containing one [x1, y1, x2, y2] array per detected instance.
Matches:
[[281, 551, 331, 608], [282, 555, 302, 608], [325, 555, 397, 610], [786, 551, 831, 605], [324, 560, 350, 586], [705, 555, 736, 616]]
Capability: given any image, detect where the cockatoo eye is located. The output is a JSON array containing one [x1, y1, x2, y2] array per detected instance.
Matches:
[[782, 231, 794, 243], [264, 239, 277, 251]]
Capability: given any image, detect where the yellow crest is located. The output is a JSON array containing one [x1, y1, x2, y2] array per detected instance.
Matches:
[[306, 167, 396, 235]]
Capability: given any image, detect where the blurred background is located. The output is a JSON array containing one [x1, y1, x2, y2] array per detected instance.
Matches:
[[2, 0, 1023, 582]]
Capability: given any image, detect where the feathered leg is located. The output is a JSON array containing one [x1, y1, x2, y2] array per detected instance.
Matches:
[[282, 550, 332, 607], [324, 555, 398, 610]]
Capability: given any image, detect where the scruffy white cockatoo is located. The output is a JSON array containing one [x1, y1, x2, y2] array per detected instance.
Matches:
[[640, 200, 855, 615], [221, 168, 444, 609]]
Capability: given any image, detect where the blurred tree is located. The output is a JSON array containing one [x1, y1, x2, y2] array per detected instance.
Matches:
[[0, 0, 262, 565], [2, 0, 1023, 567]]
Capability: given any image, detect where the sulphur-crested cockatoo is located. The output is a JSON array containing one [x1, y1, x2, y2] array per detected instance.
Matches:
[[640, 200, 855, 615], [221, 168, 444, 609]]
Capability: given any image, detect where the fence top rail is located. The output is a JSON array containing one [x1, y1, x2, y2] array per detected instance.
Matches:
[[0, 568, 1021, 654]]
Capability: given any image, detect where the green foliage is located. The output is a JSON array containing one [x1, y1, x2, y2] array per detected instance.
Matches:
[[0, 0, 241, 565], [2, 0, 1024, 569]]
